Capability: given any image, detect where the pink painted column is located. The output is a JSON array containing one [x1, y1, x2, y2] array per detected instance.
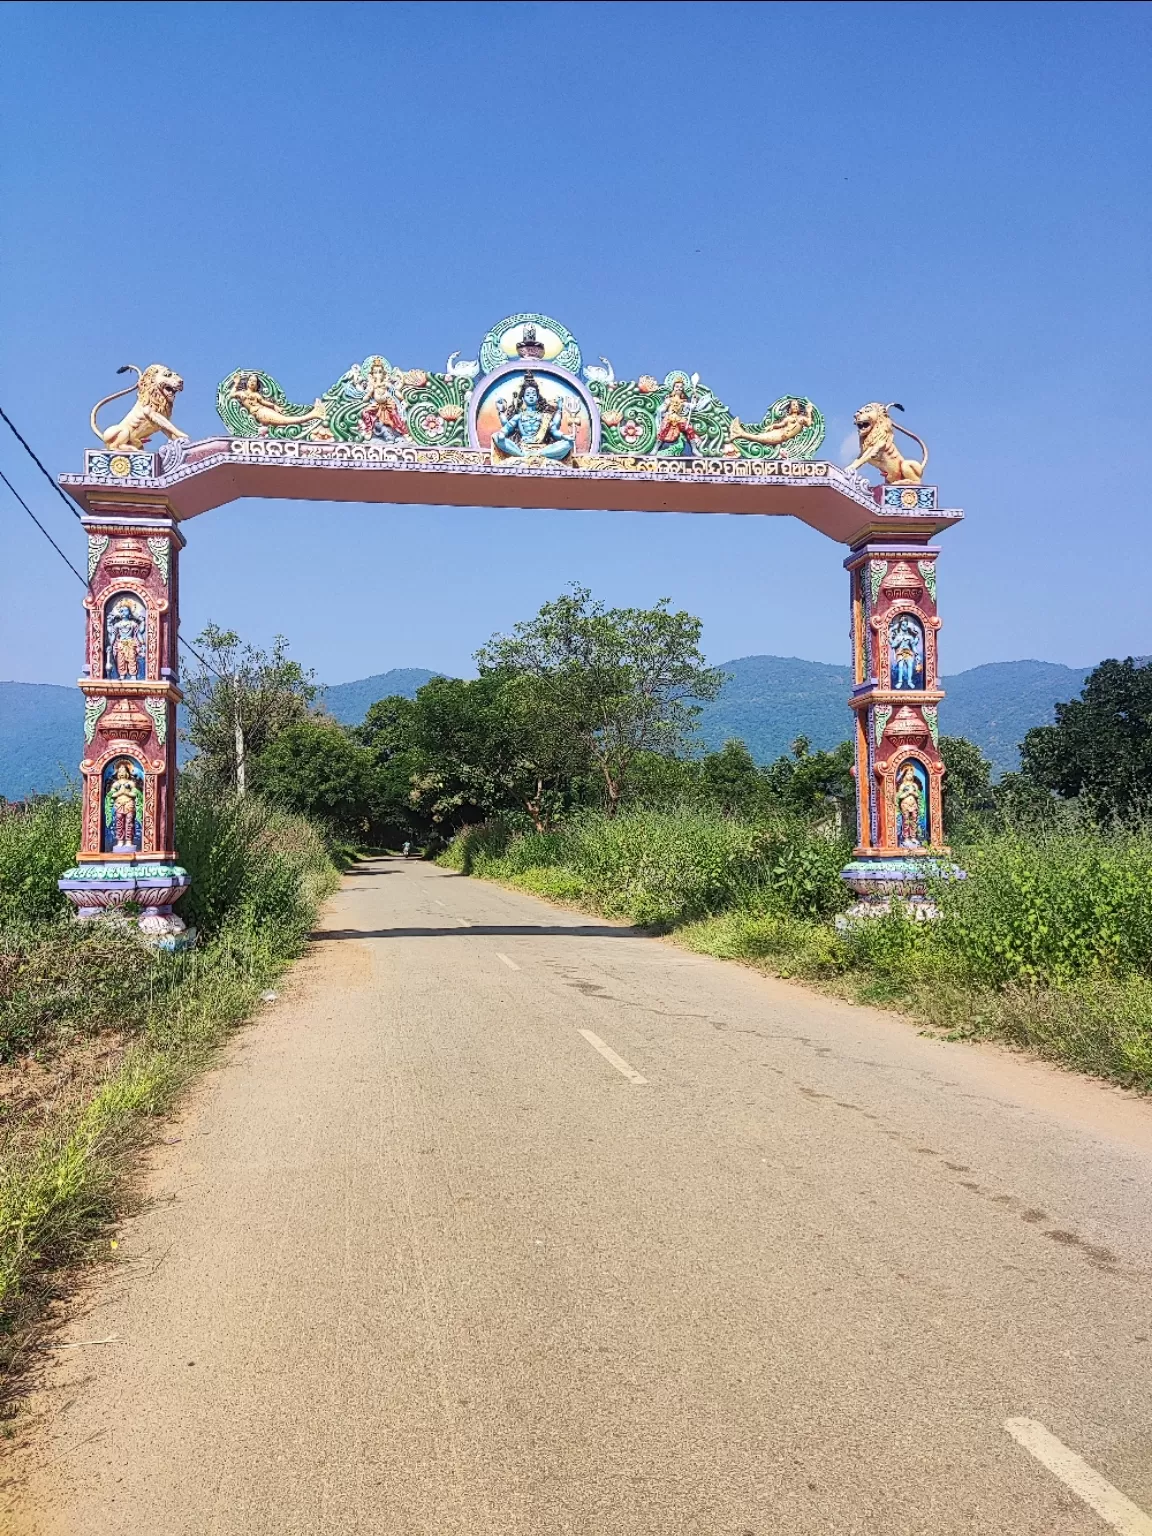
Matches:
[[58, 491, 191, 943]]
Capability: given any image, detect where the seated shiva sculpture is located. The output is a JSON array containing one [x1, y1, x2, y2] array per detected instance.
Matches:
[[491, 374, 574, 463]]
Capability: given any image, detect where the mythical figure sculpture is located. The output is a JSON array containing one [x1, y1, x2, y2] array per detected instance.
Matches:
[[227, 373, 328, 433], [491, 374, 574, 463], [105, 759, 143, 852], [895, 761, 928, 849], [653, 376, 699, 457], [91, 364, 188, 450], [105, 597, 146, 680], [354, 356, 408, 441], [846, 402, 928, 486], [889, 615, 924, 690], [729, 397, 814, 449]]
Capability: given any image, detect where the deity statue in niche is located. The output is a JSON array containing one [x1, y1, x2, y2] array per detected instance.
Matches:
[[105, 595, 147, 680], [888, 614, 925, 691], [491, 373, 574, 463], [103, 757, 144, 853], [356, 356, 408, 442], [654, 376, 699, 457], [895, 760, 929, 850]]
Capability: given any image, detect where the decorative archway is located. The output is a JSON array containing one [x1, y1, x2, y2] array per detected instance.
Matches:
[[61, 314, 963, 936]]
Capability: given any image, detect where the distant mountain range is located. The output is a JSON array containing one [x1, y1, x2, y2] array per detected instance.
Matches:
[[319, 669, 441, 725], [0, 657, 1097, 800]]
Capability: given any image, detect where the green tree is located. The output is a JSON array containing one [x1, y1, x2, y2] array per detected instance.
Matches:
[[1020, 658, 1152, 818], [182, 625, 317, 794], [476, 585, 725, 814], [401, 672, 590, 832], [939, 734, 996, 836], [254, 721, 380, 840], [700, 739, 764, 814], [762, 737, 856, 827]]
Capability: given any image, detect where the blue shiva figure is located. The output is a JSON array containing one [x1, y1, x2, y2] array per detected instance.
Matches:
[[889, 614, 925, 691], [491, 373, 573, 463]]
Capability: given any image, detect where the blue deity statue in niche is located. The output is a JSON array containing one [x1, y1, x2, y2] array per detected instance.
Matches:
[[895, 759, 930, 850], [888, 614, 925, 691], [102, 757, 144, 853], [491, 373, 574, 462], [105, 594, 147, 680]]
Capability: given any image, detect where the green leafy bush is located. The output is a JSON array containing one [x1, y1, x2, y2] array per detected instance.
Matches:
[[0, 800, 82, 927], [0, 786, 337, 1061], [440, 809, 851, 927], [176, 780, 333, 939], [934, 826, 1152, 985]]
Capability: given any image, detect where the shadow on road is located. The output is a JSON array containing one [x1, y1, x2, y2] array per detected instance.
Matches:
[[311, 923, 645, 941]]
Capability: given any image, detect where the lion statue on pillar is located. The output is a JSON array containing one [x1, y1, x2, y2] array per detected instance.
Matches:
[[91, 364, 188, 450], [846, 401, 928, 486]]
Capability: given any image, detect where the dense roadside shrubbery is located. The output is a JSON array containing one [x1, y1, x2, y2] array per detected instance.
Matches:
[[0, 785, 335, 1063], [439, 810, 852, 927], [0, 785, 340, 1342], [440, 811, 1152, 1087]]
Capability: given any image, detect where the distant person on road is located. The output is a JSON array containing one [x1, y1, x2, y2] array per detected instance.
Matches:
[[402, 841, 411, 859]]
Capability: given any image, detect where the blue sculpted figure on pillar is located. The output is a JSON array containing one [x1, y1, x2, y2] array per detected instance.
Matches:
[[889, 614, 925, 690], [105, 594, 147, 680]]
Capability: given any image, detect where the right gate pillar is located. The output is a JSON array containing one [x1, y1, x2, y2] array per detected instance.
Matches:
[[840, 503, 957, 916]]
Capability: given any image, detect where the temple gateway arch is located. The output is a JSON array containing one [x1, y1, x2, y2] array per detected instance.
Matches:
[[60, 312, 963, 940]]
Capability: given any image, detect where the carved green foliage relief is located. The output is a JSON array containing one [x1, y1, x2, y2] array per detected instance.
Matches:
[[146, 537, 170, 584], [144, 698, 168, 744], [216, 361, 472, 448], [88, 535, 109, 580], [84, 697, 108, 744], [216, 317, 825, 460]]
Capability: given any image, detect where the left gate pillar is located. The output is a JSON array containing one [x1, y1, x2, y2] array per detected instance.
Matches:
[[58, 494, 192, 945]]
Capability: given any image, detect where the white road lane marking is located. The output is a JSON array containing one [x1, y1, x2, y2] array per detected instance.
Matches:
[[578, 1029, 647, 1084], [496, 953, 520, 970], [1005, 1419, 1152, 1533]]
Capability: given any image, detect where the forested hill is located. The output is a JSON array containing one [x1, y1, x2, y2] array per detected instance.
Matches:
[[0, 657, 1095, 799], [693, 656, 1094, 771], [319, 669, 441, 725]]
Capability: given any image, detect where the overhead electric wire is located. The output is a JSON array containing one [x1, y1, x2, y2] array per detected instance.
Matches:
[[0, 465, 87, 585], [0, 427, 226, 683], [0, 404, 84, 521]]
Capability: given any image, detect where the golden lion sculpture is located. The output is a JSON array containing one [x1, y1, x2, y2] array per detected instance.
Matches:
[[846, 401, 928, 485], [91, 364, 188, 450]]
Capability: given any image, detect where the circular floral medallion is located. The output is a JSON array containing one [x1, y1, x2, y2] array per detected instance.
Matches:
[[109, 455, 131, 477]]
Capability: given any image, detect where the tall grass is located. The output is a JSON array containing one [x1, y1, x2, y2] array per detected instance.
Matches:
[[440, 809, 851, 927], [441, 811, 1152, 1088], [0, 785, 340, 1350], [0, 799, 82, 927]]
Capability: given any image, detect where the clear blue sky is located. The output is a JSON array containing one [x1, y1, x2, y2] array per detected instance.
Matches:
[[2, 1, 1148, 688]]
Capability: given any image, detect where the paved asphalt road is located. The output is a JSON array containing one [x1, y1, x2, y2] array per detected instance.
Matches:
[[8, 858, 1152, 1534]]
